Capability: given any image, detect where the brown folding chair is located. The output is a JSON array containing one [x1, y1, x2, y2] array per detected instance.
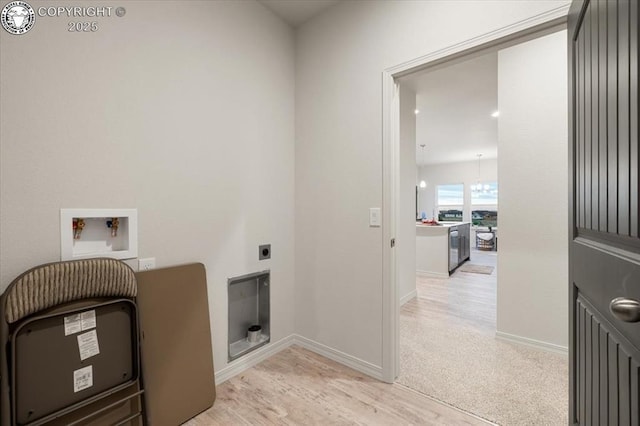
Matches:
[[0, 258, 144, 425]]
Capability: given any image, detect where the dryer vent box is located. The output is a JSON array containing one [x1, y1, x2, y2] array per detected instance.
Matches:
[[227, 270, 270, 361]]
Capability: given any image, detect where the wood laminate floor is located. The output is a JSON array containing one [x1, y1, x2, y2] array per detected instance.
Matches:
[[188, 345, 492, 425], [404, 250, 497, 333]]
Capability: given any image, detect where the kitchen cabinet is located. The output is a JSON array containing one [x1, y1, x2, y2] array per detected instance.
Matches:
[[458, 223, 470, 264], [448, 223, 470, 272], [416, 222, 470, 277]]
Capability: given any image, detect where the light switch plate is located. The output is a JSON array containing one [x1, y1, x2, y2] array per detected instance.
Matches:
[[369, 208, 381, 227]]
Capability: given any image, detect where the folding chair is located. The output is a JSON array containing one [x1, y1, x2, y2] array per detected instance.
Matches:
[[0, 258, 144, 425]]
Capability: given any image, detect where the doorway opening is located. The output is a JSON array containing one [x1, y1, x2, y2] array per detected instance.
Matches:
[[385, 20, 570, 425]]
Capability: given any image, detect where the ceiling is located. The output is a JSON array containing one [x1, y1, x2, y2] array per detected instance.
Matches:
[[257, 0, 497, 166], [258, 0, 342, 27], [402, 52, 499, 166]]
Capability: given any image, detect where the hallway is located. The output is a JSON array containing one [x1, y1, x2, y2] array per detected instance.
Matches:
[[398, 250, 568, 425]]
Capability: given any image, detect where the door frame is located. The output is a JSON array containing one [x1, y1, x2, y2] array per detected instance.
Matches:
[[380, 5, 571, 382]]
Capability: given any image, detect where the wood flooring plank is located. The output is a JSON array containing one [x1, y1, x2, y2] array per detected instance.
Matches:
[[192, 346, 490, 426]]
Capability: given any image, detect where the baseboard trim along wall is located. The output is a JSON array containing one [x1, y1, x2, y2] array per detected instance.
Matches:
[[293, 334, 384, 380], [496, 331, 568, 355], [400, 289, 417, 306], [215, 334, 295, 384], [215, 334, 384, 384]]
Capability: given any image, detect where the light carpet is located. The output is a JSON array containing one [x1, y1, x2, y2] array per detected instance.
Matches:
[[399, 318, 568, 425], [399, 259, 568, 426]]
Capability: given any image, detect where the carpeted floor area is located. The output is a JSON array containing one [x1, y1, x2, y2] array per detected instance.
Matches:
[[398, 251, 568, 425]]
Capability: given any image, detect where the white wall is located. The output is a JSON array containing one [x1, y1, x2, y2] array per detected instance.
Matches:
[[399, 85, 417, 303], [417, 159, 498, 222], [0, 1, 295, 374], [295, 0, 570, 369], [497, 30, 568, 348]]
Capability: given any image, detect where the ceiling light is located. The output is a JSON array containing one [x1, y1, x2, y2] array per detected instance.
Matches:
[[414, 109, 420, 115], [472, 154, 484, 194], [491, 111, 500, 118], [418, 144, 427, 189]]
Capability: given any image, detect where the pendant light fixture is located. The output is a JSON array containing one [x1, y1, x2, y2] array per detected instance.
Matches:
[[471, 153, 489, 193], [419, 144, 427, 189]]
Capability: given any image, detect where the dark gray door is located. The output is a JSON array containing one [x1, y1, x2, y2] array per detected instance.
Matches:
[[569, 0, 640, 423]]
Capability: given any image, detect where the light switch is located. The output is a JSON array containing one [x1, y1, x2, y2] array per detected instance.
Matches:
[[369, 208, 381, 227]]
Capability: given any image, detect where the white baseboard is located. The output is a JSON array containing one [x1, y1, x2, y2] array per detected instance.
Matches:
[[214, 334, 384, 384], [496, 331, 568, 355], [293, 334, 384, 380], [400, 289, 417, 306], [215, 334, 295, 384], [416, 269, 449, 279]]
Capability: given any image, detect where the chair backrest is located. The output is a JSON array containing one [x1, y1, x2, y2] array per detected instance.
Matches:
[[2, 258, 136, 324]]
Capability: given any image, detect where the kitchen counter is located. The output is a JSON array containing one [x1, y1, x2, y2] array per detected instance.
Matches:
[[416, 222, 461, 233], [416, 222, 470, 277]]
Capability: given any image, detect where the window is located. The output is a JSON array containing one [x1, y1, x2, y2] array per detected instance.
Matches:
[[471, 182, 498, 227], [437, 183, 463, 222]]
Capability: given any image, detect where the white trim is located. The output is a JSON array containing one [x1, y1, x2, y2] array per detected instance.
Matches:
[[215, 334, 295, 384], [496, 331, 568, 355], [400, 289, 417, 306], [293, 334, 384, 380], [381, 75, 400, 383], [215, 334, 384, 385], [385, 4, 570, 77], [415, 270, 449, 279], [381, 5, 570, 383]]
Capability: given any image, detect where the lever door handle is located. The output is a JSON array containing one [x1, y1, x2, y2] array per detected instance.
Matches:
[[609, 297, 640, 323]]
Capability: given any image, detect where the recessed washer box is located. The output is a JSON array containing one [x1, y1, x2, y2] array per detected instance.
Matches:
[[228, 270, 270, 361], [60, 208, 138, 261]]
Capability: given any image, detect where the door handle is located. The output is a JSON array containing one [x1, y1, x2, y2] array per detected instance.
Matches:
[[609, 297, 640, 323]]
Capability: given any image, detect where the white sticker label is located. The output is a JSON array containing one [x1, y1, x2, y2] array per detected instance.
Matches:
[[77, 330, 100, 361], [64, 314, 82, 336], [80, 310, 96, 331], [73, 365, 93, 393]]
